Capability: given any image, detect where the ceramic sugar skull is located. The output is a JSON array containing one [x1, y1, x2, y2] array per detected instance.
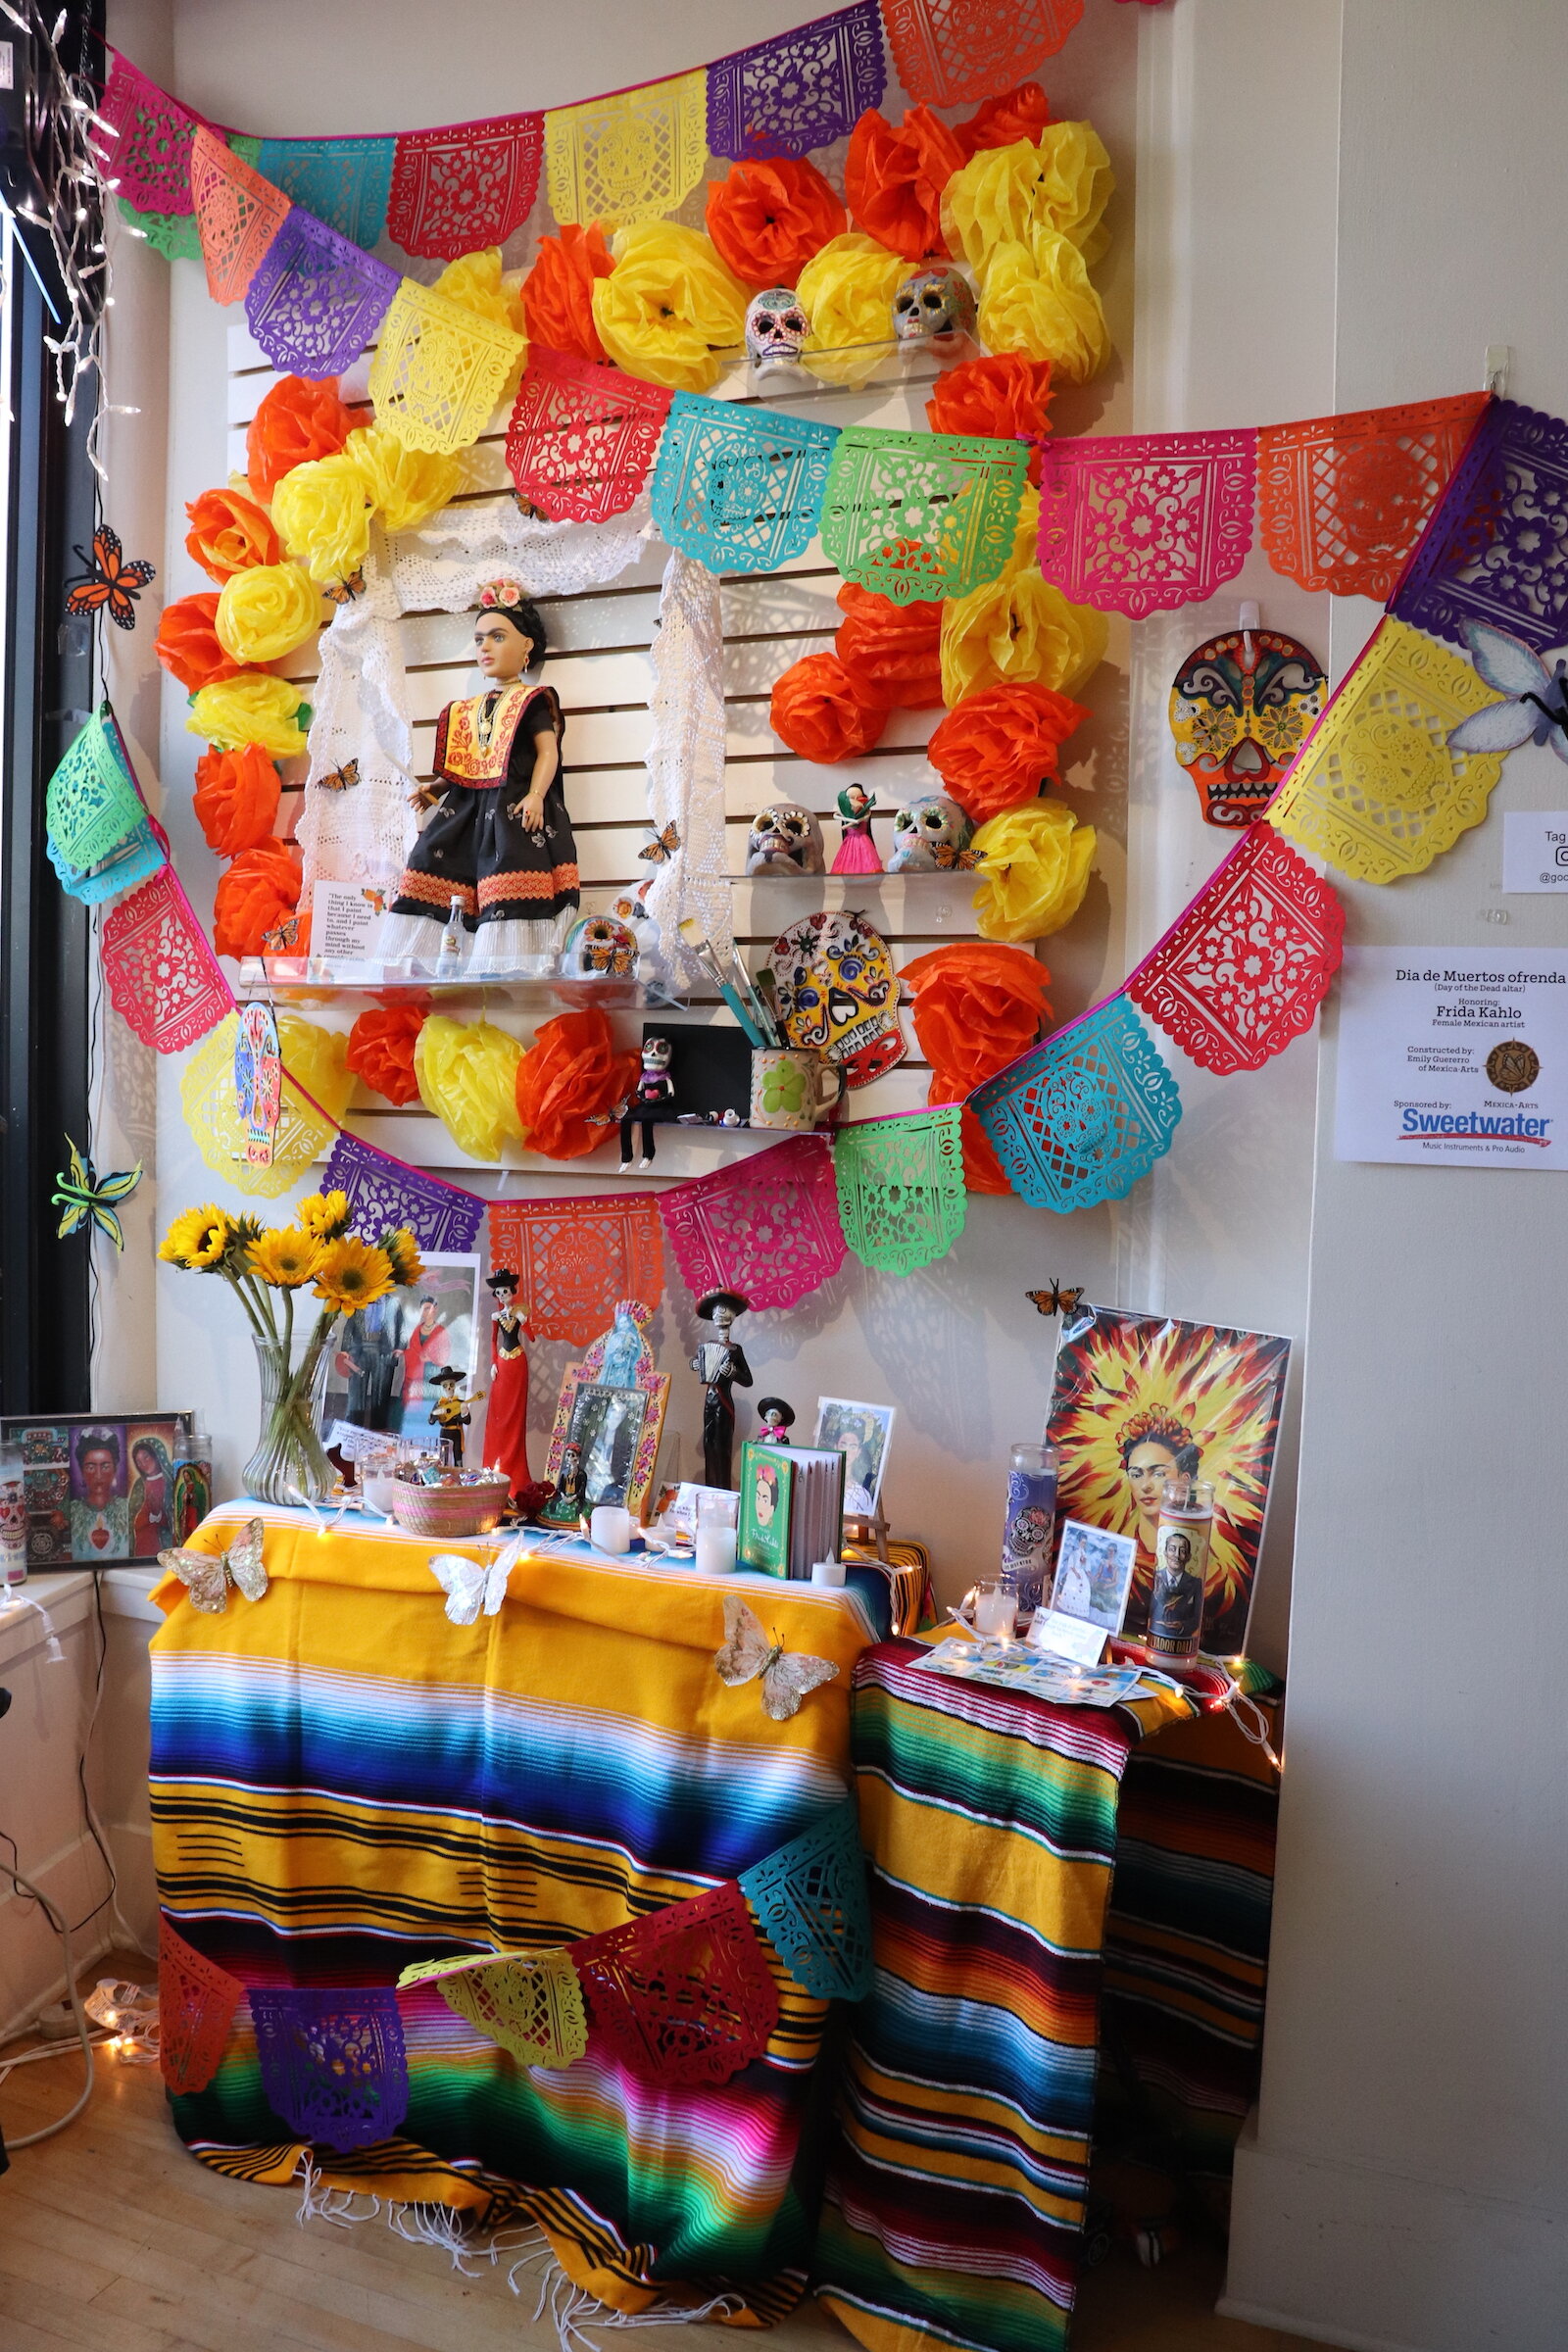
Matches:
[[561, 913, 639, 979], [745, 802, 826, 876], [765, 908, 907, 1090], [893, 269, 977, 347], [746, 287, 809, 372], [887, 793, 976, 873], [1169, 627, 1327, 827]]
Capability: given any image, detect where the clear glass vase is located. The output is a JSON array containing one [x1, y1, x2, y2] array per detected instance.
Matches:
[[241, 1314, 340, 1506]]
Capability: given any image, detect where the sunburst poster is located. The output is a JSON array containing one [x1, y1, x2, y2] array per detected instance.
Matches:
[[1045, 1307, 1292, 1656]]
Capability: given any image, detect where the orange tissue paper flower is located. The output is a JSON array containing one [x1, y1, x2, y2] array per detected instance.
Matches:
[[844, 105, 967, 265], [192, 743, 282, 858], [514, 1009, 639, 1160], [155, 593, 242, 693], [903, 943, 1054, 1100], [770, 651, 890, 763], [184, 485, 281, 584], [346, 1004, 428, 1107], [926, 681, 1089, 822], [926, 353, 1054, 481], [212, 837, 301, 961], [519, 224, 615, 364], [705, 155, 847, 289], [834, 576, 945, 710], [245, 373, 357, 501], [954, 82, 1053, 160]]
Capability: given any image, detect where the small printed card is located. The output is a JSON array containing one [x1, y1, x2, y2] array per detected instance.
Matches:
[[1025, 1607, 1107, 1666], [911, 1637, 1148, 1709], [312, 880, 382, 962]]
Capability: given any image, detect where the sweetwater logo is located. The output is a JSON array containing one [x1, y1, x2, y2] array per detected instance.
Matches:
[[1398, 1107, 1551, 1146]]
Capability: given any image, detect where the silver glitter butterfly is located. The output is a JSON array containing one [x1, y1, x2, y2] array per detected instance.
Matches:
[[159, 1518, 267, 1614], [714, 1594, 839, 1721]]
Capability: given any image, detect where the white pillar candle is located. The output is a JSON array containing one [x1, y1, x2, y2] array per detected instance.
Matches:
[[695, 1525, 738, 1576], [810, 1557, 847, 1587], [590, 1505, 633, 1554]]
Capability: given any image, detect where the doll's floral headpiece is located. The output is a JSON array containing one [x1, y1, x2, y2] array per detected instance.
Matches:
[[479, 577, 527, 612]]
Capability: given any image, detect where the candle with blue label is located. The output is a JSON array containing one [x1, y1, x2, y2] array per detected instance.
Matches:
[[1002, 1441, 1058, 1612]]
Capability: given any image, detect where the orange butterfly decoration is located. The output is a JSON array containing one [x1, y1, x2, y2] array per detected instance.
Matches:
[[318, 760, 359, 792], [65, 527, 156, 631], [262, 915, 301, 953], [1026, 1283, 1085, 1319], [323, 570, 365, 607], [639, 820, 680, 865]]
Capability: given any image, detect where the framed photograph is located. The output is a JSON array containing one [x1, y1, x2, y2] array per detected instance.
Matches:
[[813, 1397, 896, 1517], [319, 1253, 483, 1450], [2, 1411, 195, 1566], [543, 1300, 669, 1524], [1045, 1306, 1292, 1654], [1049, 1520, 1138, 1635]]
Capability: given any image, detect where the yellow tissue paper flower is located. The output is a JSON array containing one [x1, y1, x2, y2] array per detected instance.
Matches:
[[270, 451, 372, 585], [942, 126, 1114, 272], [342, 424, 462, 535], [277, 1015, 354, 1125], [942, 567, 1107, 708], [796, 231, 906, 387], [187, 672, 310, 759], [978, 236, 1111, 385], [971, 798, 1097, 942], [214, 561, 324, 666], [591, 223, 749, 392], [414, 1014, 524, 1162]]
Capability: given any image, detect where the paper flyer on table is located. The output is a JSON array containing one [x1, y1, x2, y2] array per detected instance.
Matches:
[[1334, 946, 1568, 1169]]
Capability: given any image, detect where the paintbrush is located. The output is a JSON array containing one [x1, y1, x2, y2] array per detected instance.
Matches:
[[676, 915, 767, 1047], [725, 938, 780, 1047]]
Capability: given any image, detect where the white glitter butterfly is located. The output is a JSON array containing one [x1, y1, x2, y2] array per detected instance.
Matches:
[[427, 1548, 514, 1626], [159, 1518, 267, 1614], [714, 1594, 839, 1721]]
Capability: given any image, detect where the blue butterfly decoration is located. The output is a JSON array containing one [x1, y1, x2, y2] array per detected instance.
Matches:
[[52, 1138, 143, 1251], [1448, 623, 1568, 763]]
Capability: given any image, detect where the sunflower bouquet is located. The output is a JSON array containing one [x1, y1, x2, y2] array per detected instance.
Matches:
[[160, 1190, 424, 1506]]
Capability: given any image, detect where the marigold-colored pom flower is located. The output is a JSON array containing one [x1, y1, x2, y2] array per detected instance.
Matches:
[[834, 576, 944, 710], [590, 223, 749, 393], [271, 452, 372, 587], [514, 1009, 639, 1160], [155, 593, 243, 693], [926, 353, 1054, 482], [184, 485, 280, 583], [770, 651, 890, 763], [705, 155, 846, 289], [977, 234, 1110, 383], [943, 125, 1115, 270], [926, 682, 1089, 821], [796, 231, 906, 387], [215, 561, 324, 666], [844, 106, 966, 264], [903, 943, 1053, 1099], [519, 224, 614, 363], [211, 837, 301, 959], [941, 567, 1107, 707], [246, 373, 357, 501], [277, 1017, 354, 1124], [970, 798, 1096, 942], [414, 1015, 525, 1162], [192, 743, 281, 858], [341, 424, 462, 535], [187, 673, 310, 760], [954, 82, 1053, 160], [345, 1004, 427, 1106]]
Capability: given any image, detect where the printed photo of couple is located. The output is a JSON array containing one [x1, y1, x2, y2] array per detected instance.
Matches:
[[320, 1254, 482, 1451]]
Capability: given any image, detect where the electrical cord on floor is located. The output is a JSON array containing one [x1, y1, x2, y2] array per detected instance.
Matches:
[[0, 1859, 95, 2145]]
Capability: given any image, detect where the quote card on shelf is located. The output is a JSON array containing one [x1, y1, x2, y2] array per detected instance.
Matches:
[[1334, 946, 1568, 1169], [312, 880, 382, 961]]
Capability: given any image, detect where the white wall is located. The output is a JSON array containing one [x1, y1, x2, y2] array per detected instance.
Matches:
[[1223, 4, 1568, 2347]]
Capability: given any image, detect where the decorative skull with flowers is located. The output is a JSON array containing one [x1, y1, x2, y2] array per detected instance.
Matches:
[[745, 802, 826, 876], [886, 793, 977, 873], [746, 288, 810, 372]]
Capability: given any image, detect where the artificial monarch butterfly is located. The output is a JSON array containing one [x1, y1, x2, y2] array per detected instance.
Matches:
[[1026, 1283, 1086, 1320], [639, 820, 681, 865], [261, 915, 301, 953], [318, 760, 359, 792], [361, 887, 386, 916], [65, 526, 157, 631], [323, 569, 366, 607]]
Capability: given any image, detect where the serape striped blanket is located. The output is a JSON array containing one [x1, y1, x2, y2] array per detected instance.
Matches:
[[149, 1504, 879, 2324], [814, 1640, 1273, 2352]]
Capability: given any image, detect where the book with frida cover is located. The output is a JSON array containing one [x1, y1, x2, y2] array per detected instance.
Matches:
[[738, 1442, 795, 1577]]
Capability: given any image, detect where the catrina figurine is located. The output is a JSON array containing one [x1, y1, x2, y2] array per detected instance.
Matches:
[[1169, 624, 1326, 827], [831, 782, 883, 875]]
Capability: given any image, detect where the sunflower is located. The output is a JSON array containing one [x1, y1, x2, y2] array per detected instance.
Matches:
[[160, 1204, 232, 1270], [296, 1189, 351, 1241], [247, 1226, 324, 1288], [314, 1234, 396, 1314], [379, 1225, 424, 1289]]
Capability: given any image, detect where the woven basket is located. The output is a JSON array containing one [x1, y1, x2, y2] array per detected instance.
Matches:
[[390, 1476, 511, 1540]]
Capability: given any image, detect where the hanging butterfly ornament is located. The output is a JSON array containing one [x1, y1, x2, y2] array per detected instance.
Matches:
[[714, 1594, 839, 1722], [1169, 619, 1326, 827], [1447, 624, 1568, 764], [427, 1546, 514, 1626], [318, 760, 360, 793], [51, 1137, 142, 1250], [1026, 1281, 1085, 1320], [639, 820, 681, 866], [159, 1518, 268, 1614], [65, 527, 157, 632]]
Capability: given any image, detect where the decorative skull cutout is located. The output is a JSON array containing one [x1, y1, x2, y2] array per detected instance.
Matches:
[[892, 269, 977, 348], [745, 802, 826, 876], [746, 287, 810, 372], [765, 909, 906, 1090], [561, 913, 639, 979], [886, 793, 977, 873], [1169, 627, 1327, 827]]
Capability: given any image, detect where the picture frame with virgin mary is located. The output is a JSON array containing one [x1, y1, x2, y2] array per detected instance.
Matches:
[[543, 1298, 669, 1524], [1044, 1307, 1292, 1655]]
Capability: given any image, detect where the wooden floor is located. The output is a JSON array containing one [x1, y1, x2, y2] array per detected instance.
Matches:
[[0, 1964, 1320, 2352]]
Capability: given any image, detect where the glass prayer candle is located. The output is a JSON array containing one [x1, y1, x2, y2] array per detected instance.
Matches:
[[695, 1490, 738, 1577], [1148, 1477, 1214, 1658], [970, 1579, 1016, 1639], [1002, 1440, 1057, 1613], [0, 1443, 24, 1590]]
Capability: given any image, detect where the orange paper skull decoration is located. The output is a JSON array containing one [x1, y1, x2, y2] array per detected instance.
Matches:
[[1168, 627, 1327, 827]]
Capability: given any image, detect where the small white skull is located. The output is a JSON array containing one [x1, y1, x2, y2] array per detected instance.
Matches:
[[886, 794, 976, 873], [892, 269, 977, 346], [746, 287, 810, 371], [746, 802, 826, 876]]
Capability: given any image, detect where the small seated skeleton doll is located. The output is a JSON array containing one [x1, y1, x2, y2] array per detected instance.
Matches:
[[619, 1035, 675, 1172]]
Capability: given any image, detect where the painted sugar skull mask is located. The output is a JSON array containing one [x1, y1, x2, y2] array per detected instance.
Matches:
[[887, 793, 976, 873], [746, 287, 809, 371], [746, 802, 825, 876], [1169, 628, 1327, 827], [893, 269, 977, 347], [766, 909, 906, 1090]]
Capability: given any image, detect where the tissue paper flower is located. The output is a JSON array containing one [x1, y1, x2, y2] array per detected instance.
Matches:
[[953, 83, 1053, 159], [927, 681, 1089, 819], [977, 234, 1110, 382], [796, 231, 906, 387], [519, 224, 614, 363], [184, 485, 280, 583], [591, 223, 749, 392], [192, 743, 281, 856], [345, 1004, 427, 1106], [941, 564, 1107, 705], [943, 124, 1114, 270], [187, 673, 310, 760], [835, 573, 945, 709], [844, 105, 966, 264], [215, 562, 324, 665], [926, 353, 1054, 479], [155, 592, 243, 692], [970, 798, 1096, 941], [342, 424, 462, 534], [705, 154, 847, 289], [514, 1009, 639, 1159], [415, 1015, 525, 1161], [245, 373, 357, 501], [271, 452, 372, 586], [770, 651, 889, 762], [212, 837, 302, 959]]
